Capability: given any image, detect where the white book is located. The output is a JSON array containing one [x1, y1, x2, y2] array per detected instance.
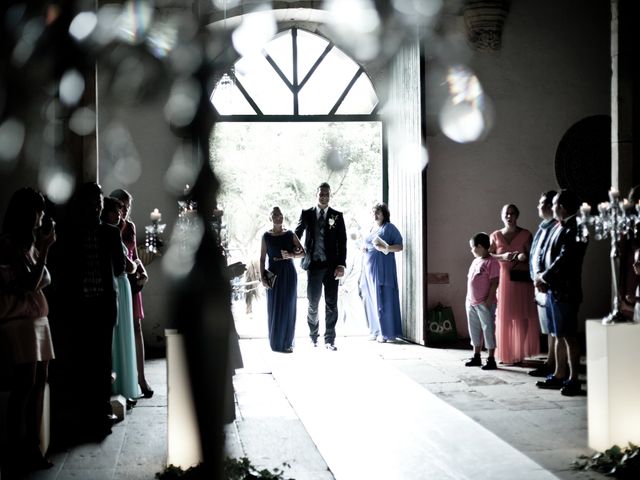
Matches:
[[374, 235, 389, 254]]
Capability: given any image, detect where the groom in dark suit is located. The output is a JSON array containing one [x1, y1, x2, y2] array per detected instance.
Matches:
[[295, 182, 347, 350]]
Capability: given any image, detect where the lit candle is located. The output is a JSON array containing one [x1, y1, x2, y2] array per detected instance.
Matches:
[[580, 202, 592, 216], [150, 208, 162, 222], [609, 187, 620, 202]]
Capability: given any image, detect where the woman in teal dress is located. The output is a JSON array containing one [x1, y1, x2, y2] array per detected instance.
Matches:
[[110, 188, 152, 398], [361, 203, 404, 342], [259, 206, 305, 352], [101, 197, 140, 400]]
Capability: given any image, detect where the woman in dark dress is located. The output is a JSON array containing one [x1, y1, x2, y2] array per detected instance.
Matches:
[[259, 206, 304, 353]]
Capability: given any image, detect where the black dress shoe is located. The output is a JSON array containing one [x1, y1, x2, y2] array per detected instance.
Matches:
[[24, 449, 54, 471], [465, 355, 482, 367], [536, 375, 566, 389], [311, 338, 318, 347], [528, 365, 551, 377], [560, 380, 583, 396], [29, 456, 54, 471], [325, 343, 337, 351], [481, 357, 498, 370]]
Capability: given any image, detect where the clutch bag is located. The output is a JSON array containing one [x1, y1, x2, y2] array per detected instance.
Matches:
[[264, 270, 277, 289], [509, 268, 531, 283]]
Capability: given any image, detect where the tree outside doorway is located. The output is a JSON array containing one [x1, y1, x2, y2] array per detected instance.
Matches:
[[209, 121, 382, 337]]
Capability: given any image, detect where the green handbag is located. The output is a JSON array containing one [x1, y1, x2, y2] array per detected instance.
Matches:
[[426, 303, 458, 345]]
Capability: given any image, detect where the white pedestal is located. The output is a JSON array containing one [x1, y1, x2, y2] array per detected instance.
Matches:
[[166, 329, 202, 468], [586, 320, 640, 451]]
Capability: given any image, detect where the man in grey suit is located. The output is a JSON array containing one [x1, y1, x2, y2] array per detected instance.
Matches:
[[295, 182, 347, 350]]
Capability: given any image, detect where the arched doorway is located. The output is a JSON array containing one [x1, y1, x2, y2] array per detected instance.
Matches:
[[209, 27, 384, 339]]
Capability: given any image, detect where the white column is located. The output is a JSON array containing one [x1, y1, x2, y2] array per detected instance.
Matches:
[[586, 319, 640, 451], [166, 329, 202, 468]]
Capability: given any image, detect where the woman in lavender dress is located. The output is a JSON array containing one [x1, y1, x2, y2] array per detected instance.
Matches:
[[361, 203, 404, 342]]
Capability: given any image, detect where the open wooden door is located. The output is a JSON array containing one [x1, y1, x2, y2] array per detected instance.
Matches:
[[386, 31, 426, 344]]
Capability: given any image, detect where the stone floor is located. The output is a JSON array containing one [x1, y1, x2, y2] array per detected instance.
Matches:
[[20, 360, 168, 480], [19, 332, 606, 480], [232, 337, 604, 480]]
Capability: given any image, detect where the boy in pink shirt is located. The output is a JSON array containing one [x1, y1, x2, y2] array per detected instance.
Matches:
[[465, 232, 500, 370]]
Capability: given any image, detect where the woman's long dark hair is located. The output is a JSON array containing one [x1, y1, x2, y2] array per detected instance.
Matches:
[[1, 187, 46, 250]]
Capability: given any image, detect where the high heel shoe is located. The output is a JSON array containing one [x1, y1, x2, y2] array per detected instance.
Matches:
[[31, 456, 54, 471], [24, 449, 54, 471], [141, 386, 154, 399]]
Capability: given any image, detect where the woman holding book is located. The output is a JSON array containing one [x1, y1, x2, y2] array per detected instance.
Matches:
[[259, 206, 304, 352], [361, 203, 404, 342]]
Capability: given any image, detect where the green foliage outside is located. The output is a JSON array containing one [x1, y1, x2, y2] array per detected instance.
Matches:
[[209, 122, 382, 268]]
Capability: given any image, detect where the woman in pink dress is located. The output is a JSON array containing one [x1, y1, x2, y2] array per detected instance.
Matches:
[[490, 203, 539, 364], [0, 187, 56, 473]]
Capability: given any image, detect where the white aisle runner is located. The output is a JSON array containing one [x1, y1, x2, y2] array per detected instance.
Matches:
[[270, 345, 558, 480]]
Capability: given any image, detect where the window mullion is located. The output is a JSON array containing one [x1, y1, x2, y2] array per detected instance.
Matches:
[[329, 67, 364, 115], [234, 77, 263, 115], [298, 43, 333, 91], [293, 27, 298, 115], [211, 28, 380, 117], [264, 53, 294, 91]]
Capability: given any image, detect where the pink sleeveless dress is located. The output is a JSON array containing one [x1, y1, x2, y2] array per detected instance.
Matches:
[[490, 228, 539, 364], [121, 220, 144, 320]]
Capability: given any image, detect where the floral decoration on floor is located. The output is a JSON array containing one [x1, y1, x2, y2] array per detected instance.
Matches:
[[573, 443, 640, 479], [156, 457, 293, 480]]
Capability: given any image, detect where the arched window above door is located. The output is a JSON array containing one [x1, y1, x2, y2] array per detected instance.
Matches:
[[210, 27, 379, 117]]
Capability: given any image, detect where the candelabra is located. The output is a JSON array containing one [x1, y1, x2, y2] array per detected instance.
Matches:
[[174, 198, 229, 256], [174, 198, 198, 254], [145, 208, 167, 255], [576, 188, 640, 324]]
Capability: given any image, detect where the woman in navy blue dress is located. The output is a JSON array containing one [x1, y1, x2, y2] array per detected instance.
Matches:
[[260, 206, 305, 352], [361, 203, 404, 342]]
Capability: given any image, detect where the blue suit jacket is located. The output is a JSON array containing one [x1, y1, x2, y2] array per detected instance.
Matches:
[[540, 215, 588, 304]]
